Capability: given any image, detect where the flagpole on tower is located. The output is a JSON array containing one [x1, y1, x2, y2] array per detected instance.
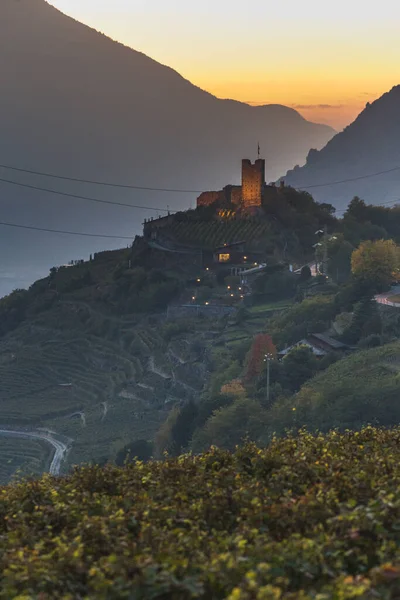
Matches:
[[257, 142, 260, 159]]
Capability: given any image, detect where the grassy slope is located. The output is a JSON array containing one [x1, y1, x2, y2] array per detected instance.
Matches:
[[2, 428, 400, 598], [268, 340, 400, 433]]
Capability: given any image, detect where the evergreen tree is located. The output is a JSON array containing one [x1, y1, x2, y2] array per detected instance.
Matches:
[[282, 345, 318, 392]]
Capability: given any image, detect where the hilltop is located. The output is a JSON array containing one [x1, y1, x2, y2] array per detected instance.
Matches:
[[284, 85, 400, 210], [0, 0, 334, 295], [0, 189, 339, 482]]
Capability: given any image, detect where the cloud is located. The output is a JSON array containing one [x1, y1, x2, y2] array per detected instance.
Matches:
[[244, 101, 344, 109], [291, 104, 344, 110]]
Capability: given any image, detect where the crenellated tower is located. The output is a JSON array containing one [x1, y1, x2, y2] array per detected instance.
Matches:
[[241, 158, 265, 208]]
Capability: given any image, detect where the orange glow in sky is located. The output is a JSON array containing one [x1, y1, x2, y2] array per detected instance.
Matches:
[[48, 0, 400, 131]]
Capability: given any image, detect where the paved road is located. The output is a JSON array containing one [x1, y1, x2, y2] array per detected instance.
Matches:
[[375, 285, 400, 308], [0, 429, 68, 476]]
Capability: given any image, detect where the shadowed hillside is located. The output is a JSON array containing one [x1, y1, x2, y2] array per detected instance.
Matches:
[[284, 85, 400, 211], [0, 0, 333, 296]]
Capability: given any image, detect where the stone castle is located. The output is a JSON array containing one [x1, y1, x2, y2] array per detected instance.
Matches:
[[197, 158, 284, 210]]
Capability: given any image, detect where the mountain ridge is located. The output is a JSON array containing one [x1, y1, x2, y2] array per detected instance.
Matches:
[[0, 0, 334, 296], [284, 85, 400, 210]]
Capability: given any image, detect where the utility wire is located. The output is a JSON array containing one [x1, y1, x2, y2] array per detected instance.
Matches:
[[2, 161, 400, 193], [0, 177, 177, 213], [0, 164, 204, 194], [297, 166, 400, 190], [0, 220, 134, 239], [3, 173, 399, 215], [334, 197, 400, 214]]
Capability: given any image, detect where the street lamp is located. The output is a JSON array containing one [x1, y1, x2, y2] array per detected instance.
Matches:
[[264, 353, 274, 405], [314, 227, 338, 276]]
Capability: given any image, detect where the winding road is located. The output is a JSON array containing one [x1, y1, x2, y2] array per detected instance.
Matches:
[[0, 429, 69, 476]]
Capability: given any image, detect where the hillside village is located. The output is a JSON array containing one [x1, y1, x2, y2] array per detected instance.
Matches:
[[0, 151, 400, 485]]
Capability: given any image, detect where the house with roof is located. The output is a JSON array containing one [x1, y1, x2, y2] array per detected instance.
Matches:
[[278, 333, 350, 359]]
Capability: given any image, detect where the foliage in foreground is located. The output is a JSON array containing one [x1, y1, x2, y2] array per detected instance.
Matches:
[[3, 429, 400, 598]]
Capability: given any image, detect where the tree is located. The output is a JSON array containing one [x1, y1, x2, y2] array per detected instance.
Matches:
[[299, 265, 312, 282], [221, 379, 246, 398], [115, 440, 153, 466], [191, 398, 268, 453], [282, 345, 318, 392], [346, 196, 368, 221], [170, 401, 199, 455], [244, 334, 277, 382], [351, 239, 399, 291], [326, 235, 354, 284], [342, 296, 382, 345]]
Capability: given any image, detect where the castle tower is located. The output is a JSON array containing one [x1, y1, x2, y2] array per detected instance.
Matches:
[[241, 159, 265, 207]]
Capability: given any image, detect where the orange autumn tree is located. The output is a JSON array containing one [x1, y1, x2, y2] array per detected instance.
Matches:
[[244, 334, 276, 382], [220, 379, 246, 398]]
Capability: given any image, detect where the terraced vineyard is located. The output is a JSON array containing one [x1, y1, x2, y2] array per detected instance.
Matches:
[[0, 436, 52, 485], [0, 297, 217, 474], [161, 219, 274, 249], [0, 242, 287, 481]]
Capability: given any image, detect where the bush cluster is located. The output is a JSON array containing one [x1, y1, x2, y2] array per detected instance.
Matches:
[[3, 428, 400, 598]]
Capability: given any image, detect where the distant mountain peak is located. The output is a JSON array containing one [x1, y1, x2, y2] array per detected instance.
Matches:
[[283, 84, 400, 210]]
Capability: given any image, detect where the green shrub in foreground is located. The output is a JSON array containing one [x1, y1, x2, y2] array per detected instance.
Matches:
[[3, 428, 400, 598]]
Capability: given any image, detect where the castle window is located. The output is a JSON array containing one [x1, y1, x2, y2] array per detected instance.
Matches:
[[219, 253, 230, 262]]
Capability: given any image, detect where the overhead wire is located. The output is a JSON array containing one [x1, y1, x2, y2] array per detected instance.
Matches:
[[297, 165, 400, 190], [1, 160, 400, 239], [0, 164, 204, 194], [2, 161, 400, 193], [0, 177, 177, 213], [0, 220, 134, 239]]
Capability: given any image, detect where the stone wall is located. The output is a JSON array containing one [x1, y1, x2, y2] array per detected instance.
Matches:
[[196, 191, 221, 207], [242, 159, 265, 207]]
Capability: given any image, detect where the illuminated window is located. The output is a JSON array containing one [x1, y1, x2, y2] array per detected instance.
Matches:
[[219, 253, 230, 262]]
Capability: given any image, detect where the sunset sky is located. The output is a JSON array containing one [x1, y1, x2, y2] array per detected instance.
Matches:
[[49, 0, 400, 130]]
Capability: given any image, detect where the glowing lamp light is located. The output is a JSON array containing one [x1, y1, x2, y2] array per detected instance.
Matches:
[[244, 256, 248, 260], [196, 278, 201, 282], [230, 294, 234, 297], [192, 296, 196, 301], [206, 267, 209, 271], [205, 302, 209, 305], [227, 285, 231, 290]]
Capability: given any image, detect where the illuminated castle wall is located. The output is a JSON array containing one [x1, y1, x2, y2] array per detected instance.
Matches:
[[241, 159, 265, 207], [197, 158, 269, 209]]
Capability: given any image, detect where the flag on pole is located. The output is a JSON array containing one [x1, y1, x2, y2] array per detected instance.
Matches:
[[257, 143, 260, 158]]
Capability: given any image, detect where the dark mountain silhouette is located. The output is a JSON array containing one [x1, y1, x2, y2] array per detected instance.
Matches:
[[0, 0, 334, 296], [284, 86, 400, 211]]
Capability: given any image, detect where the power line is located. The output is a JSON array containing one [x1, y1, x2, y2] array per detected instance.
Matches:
[[0, 164, 204, 194], [2, 161, 400, 194], [3, 161, 400, 220], [0, 177, 178, 213], [334, 197, 400, 215], [297, 165, 400, 190], [0, 220, 134, 240]]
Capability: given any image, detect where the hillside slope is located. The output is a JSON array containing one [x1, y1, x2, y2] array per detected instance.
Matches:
[[267, 338, 400, 434], [0, 0, 333, 295], [0, 241, 278, 480], [284, 85, 400, 210]]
